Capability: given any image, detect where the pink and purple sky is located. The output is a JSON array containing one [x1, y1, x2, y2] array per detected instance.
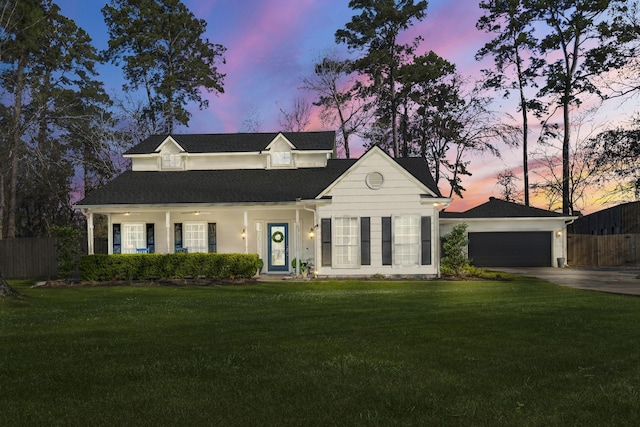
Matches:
[[56, 0, 635, 213]]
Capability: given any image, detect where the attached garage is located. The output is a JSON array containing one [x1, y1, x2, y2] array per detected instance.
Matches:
[[468, 231, 552, 267], [440, 197, 577, 269]]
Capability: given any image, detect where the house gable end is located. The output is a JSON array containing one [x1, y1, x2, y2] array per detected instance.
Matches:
[[155, 136, 186, 154], [317, 146, 438, 199]]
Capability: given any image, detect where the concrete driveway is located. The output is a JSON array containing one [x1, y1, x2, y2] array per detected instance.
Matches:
[[493, 267, 640, 296]]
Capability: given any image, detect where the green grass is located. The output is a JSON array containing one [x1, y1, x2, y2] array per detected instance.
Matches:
[[2, 278, 640, 426]]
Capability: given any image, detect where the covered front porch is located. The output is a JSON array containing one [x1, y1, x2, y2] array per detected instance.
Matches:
[[81, 202, 319, 275]]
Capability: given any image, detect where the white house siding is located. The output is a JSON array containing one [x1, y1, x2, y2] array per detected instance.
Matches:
[[315, 150, 441, 277], [440, 218, 569, 267], [104, 206, 314, 271], [187, 154, 267, 170]]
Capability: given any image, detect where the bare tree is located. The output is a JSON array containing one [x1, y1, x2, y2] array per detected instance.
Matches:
[[496, 170, 522, 203], [240, 105, 263, 133], [531, 109, 604, 212], [301, 53, 369, 158], [278, 97, 312, 132]]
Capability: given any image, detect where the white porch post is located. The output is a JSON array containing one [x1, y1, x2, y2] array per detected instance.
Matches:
[[107, 214, 112, 254], [166, 211, 171, 253], [85, 210, 94, 255], [244, 210, 248, 254], [295, 208, 300, 275]]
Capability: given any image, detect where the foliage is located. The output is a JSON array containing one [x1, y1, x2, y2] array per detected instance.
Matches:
[[530, 0, 638, 214], [476, 0, 546, 206], [587, 115, 640, 202], [335, 0, 428, 157], [102, 0, 226, 134], [0, 0, 110, 238], [78, 253, 261, 281], [291, 258, 308, 273], [51, 225, 82, 280], [3, 279, 640, 425], [441, 223, 470, 275], [301, 52, 369, 159]]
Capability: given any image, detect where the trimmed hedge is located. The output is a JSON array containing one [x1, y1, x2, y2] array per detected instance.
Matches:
[[79, 253, 261, 282]]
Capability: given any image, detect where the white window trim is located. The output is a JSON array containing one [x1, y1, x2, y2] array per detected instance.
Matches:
[[122, 223, 146, 254], [161, 153, 182, 169], [184, 222, 207, 253], [333, 217, 360, 268], [393, 215, 420, 267], [269, 151, 292, 168]]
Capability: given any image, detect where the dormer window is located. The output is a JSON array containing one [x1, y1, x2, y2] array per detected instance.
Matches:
[[162, 153, 182, 169], [271, 151, 291, 166]]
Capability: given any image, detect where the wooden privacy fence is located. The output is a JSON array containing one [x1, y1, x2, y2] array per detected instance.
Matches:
[[568, 234, 640, 267], [0, 238, 58, 279], [0, 237, 108, 279]]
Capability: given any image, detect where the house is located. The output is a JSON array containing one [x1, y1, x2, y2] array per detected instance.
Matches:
[[440, 197, 577, 267], [74, 131, 451, 277], [74, 131, 575, 275], [569, 201, 640, 235]]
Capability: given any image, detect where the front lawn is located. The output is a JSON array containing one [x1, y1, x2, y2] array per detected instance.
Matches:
[[2, 278, 639, 426]]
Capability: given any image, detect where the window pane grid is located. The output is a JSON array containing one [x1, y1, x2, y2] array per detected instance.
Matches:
[[184, 223, 206, 253], [394, 216, 420, 266], [334, 217, 359, 267], [123, 224, 145, 254]]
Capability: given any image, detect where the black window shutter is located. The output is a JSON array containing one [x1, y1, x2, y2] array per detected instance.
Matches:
[[382, 217, 392, 265], [113, 224, 121, 254], [361, 217, 371, 265], [321, 218, 332, 267], [208, 223, 217, 253], [421, 216, 432, 265], [174, 223, 183, 252], [146, 224, 155, 253]]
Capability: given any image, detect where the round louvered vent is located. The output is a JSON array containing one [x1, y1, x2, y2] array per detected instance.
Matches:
[[365, 172, 384, 190]]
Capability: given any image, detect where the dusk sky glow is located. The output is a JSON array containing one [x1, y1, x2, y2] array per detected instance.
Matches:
[[55, 0, 638, 214]]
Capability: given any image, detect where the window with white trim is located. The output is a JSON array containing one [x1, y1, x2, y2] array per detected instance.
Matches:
[[162, 153, 182, 169], [334, 217, 359, 268], [393, 215, 420, 266], [122, 223, 145, 254], [184, 222, 207, 253], [271, 151, 291, 166]]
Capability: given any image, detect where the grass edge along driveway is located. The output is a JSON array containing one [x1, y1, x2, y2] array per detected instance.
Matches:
[[2, 278, 639, 426]]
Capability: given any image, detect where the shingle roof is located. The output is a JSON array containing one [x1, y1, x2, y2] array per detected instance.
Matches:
[[76, 156, 442, 207], [395, 157, 441, 197], [441, 197, 564, 218], [124, 131, 336, 155]]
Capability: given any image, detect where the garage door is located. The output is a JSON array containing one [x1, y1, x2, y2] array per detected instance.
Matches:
[[468, 232, 552, 267]]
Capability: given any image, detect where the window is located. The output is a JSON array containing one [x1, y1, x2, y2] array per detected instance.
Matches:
[[122, 223, 145, 254], [393, 216, 420, 266], [271, 151, 291, 166], [162, 153, 181, 169], [184, 223, 207, 253], [334, 217, 359, 268]]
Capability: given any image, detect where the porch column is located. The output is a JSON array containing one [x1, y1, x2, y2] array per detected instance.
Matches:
[[107, 214, 112, 254], [85, 210, 94, 255], [244, 210, 248, 254], [166, 211, 171, 253], [295, 208, 300, 275]]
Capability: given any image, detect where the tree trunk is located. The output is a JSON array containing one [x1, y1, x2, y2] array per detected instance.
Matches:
[[7, 53, 25, 239], [0, 268, 20, 298]]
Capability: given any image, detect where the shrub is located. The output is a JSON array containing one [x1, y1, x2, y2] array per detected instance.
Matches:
[[441, 223, 470, 276], [79, 253, 261, 282], [51, 226, 83, 280]]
